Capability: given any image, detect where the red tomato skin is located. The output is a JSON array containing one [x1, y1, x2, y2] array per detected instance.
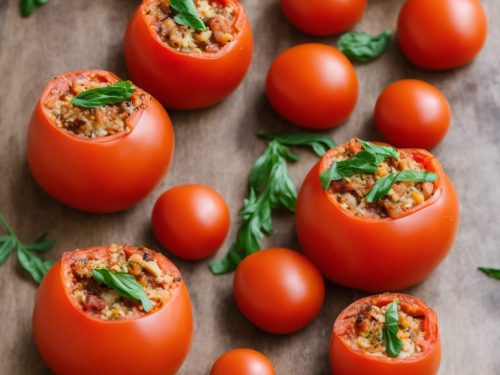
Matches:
[[233, 248, 325, 334], [32, 250, 193, 375], [280, 0, 367, 36], [295, 146, 460, 291], [266, 44, 358, 130], [397, 0, 488, 70], [330, 293, 441, 375], [210, 348, 276, 375], [375, 79, 451, 149], [124, 0, 253, 110], [152, 185, 230, 260], [27, 70, 174, 213]]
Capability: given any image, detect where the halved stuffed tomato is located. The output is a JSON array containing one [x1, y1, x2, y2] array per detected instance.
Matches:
[[27, 70, 174, 213], [33, 245, 193, 375], [124, 0, 253, 109], [296, 138, 459, 291], [330, 293, 441, 375]]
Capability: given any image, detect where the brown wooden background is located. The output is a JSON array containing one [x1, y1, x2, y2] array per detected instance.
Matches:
[[0, 0, 499, 374]]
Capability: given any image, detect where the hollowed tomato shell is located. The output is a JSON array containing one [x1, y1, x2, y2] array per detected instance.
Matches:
[[27, 70, 175, 213], [330, 293, 441, 375], [296, 145, 460, 291], [124, 0, 253, 110], [32, 246, 193, 375]]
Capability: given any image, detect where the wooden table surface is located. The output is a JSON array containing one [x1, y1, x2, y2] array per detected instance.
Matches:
[[0, 0, 499, 374]]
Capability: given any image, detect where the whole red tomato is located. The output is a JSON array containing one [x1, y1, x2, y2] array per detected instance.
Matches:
[[375, 79, 451, 149], [27, 70, 174, 213], [233, 248, 324, 334], [266, 44, 358, 130], [210, 348, 276, 375], [295, 142, 460, 291], [330, 293, 441, 375], [397, 0, 488, 70], [32, 246, 193, 375], [152, 184, 230, 260], [280, 0, 366, 36], [124, 0, 253, 110]]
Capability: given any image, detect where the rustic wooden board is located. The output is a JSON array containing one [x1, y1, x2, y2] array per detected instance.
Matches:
[[0, 0, 499, 374]]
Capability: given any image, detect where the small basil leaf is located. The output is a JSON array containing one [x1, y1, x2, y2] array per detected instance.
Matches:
[[260, 132, 336, 157], [319, 163, 338, 191], [478, 267, 500, 280], [170, 0, 197, 15], [339, 31, 391, 63], [71, 81, 135, 108], [395, 170, 437, 183], [366, 171, 437, 202], [25, 239, 56, 252], [16, 246, 53, 283], [21, 0, 36, 17], [358, 139, 399, 162], [0, 237, 15, 266], [174, 13, 207, 31], [383, 300, 402, 357]]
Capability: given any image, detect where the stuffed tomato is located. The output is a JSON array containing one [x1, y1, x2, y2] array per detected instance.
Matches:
[[27, 70, 174, 213], [330, 293, 441, 375], [124, 0, 253, 110], [296, 138, 459, 291], [33, 245, 193, 375]]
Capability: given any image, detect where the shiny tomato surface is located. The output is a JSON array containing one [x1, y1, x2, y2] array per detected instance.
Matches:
[[330, 293, 441, 375], [124, 0, 253, 110], [397, 0, 488, 70], [296, 143, 460, 291], [375, 79, 451, 149], [27, 70, 174, 213], [280, 0, 366, 36], [266, 44, 358, 130], [32, 246, 193, 375], [210, 348, 276, 375], [233, 248, 324, 334], [152, 184, 230, 260]]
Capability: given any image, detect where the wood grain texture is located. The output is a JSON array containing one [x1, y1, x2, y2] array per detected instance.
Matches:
[[0, 0, 499, 374]]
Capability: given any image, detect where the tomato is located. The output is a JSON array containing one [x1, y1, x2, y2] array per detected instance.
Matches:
[[266, 44, 358, 130], [330, 293, 441, 375], [124, 0, 253, 110], [233, 248, 324, 334], [295, 142, 460, 291], [210, 348, 276, 375], [397, 0, 488, 70], [375, 79, 451, 149], [27, 70, 174, 213], [32, 246, 193, 375], [280, 0, 366, 36], [152, 184, 230, 260]]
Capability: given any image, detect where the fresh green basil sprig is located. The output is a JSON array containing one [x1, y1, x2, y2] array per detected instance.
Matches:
[[383, 300, 403, 357], [338, 31, 391, 63], [366, 170, 437, 202], [209, 132, 336, 275], [71, 81, 135, 108], [0, 213, 55, 283], [170, 0, 207, 31], [478, 267, 500, 280], [92, 269, 153, 312], [21, 0, 48, 17]]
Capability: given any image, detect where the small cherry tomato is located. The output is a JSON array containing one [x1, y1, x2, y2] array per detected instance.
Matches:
[[266, 44, 358, 130], [375, 79, 451, 149], [397, 0, 488, 70], [233, 248, 324, 334], [280, 0, 366, 36], [152, 185, 230, 260], [210, 348, 276, 375]]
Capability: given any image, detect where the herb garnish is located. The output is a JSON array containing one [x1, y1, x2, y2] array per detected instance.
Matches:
[[0, 213, 55, 283], [209, 132, 336, 274], [383, 300, 402, 357], [92, 269, 153, 312], [338, 31, 391, 63], [478, 267, 500, 280], [170, 0, 207, 31], [21, 0, 48, 17], [366, 170, 437, 202], [71, 81, 135, 108]]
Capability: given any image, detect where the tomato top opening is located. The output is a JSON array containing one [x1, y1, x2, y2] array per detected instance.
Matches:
[[319, 139, 443, 221], [61, 245, 182, 322]]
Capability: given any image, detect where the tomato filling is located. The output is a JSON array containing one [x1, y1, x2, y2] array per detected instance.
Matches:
[[144, 0, 237, 53], [43, 72, 146, 139], [325, 139, 436, 219], [63, 245, 180, 320]]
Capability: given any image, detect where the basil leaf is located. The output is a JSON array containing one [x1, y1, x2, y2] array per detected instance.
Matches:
[[170, 0, 206, 31], [339, 31, 391, 63], [21, 0, 36, 17], [366, 170, 437, 202], [260, 132, 336, 157], [16, 246, 54, 283], [92, 269, 153, 312], [25, 233, 56, 252], [358, 139, 399, 163], [478, 267, 500, 280], [0, 237, 15, 266], [71, 81, 135, 108], [383, 300, 402, 357]]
